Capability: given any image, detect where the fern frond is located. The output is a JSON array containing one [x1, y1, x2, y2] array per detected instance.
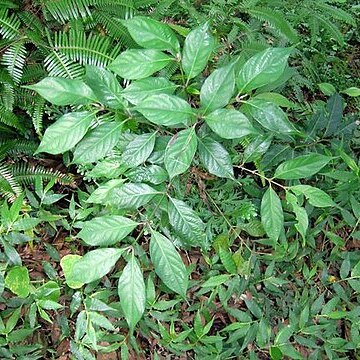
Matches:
[[17, 11, 45, 36], [21, 64, 46, 83], [315, 3, 356, 26], [31, 96, 45, 136], [0, 1, 18, 9], [0, 8, 20, 40], [0, 162, 22, 198], [44, 51, 84, 78], [315, 13, 344, 46], [0, 82, 15, 109], [0, 140, 37, 157], [0, 105, 25, 133], [1, 41, 27, 84]]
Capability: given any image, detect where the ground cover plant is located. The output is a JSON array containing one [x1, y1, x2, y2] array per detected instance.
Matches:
[[0, 1, 360, 359]]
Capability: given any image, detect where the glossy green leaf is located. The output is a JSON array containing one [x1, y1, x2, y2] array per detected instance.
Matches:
[[85, 65, 124, 109], [135, 94, 194, 126], [198, 136, 234, 179], [164, 127, 197, 178], [261, 187, 284, 242], [78, 215, 138, 246], [341, 87, 360, 97], [24, 77, 96, 105], [36, 111, 95, 155], [182, 23, 215, 79], [318, 83, 336, 96], [200, 63, 235, 113], [237, 48, 292, 93], [274, 153, 332, 179], [150, 231, 188, 298], [290, 185, 336, 207], [60, 255, 84, 289], [286, 192, 308, 241], [127, 165, 168, 185], [118, 253, 146, 332], [201, 274, 231, 288], [5, 266, 30, 298], [121, 132, 157, 168], [71, 248, 124, 284], [123, 16, 180, 53], [244, 99, 297, 133], [73, 121, 123, 164], [108, 49, 173, 79], [87, 179, 126, 204], [243, 135, 273, 163], [122, 77, 177, 105], [168, 197, 206, 247], [205, 108, 258, 139]]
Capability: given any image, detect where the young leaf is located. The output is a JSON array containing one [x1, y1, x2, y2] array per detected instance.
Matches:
[[71, 248, 124, 284], [182, 23, 215, 80], [150, 231, 188, 298], [274, 153, 332, 179], [205, 109, 258, 139], [123, 16, 180, 54], [164, 127, 198, 178], [24, 77, 96, 105], [198, 136, 234, 179], [168, 197, 206, 247], [121, 132, 157, 168], [78, 215, 138, 246], [237, 48, 292, 93], [5, 266, 30, 298], [135, 94, 194, 126], [85, 65, 124, 109], [60, 255, 84, 289], [118, 253, 146, 332], [200, 63, 235, 114], [73, 121, 123, 164], [108, 49, 173, 79], [286, 192, 308, 242], [122, 77, 177, 105], [261, 187, 284, 242], [36, 111, 95, 155], [290, 185, 336, 207]]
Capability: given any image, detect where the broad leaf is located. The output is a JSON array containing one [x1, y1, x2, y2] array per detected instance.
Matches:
[[5, 266, 30, 298], [168, 197, 206, 247], [78, 215, 138, 246], [36, 111, 95, 155], [243, 135, 273, 163], [85, 65, 124, 109], [200, 63, 235, 113], [87, 179, 126, 204], [135, 94, 195, 126], [274, 153, 332, 179], [150, 231, 188, 298], [118, 253, 146, 332], [164, 127, 197, 178], [127, 165, 168, 185], [290, 185, 336, 207], [182, 23, 215, 80], [198, 137, 234, 179], [205, 109, 258, 139], [73, 121, 123, 164], [121, 132, 157, 168], [244, 99, 297, 134], [60, 255, 84, 289], [24, 77, 96, 105], [108, 49, 173, 79], [237, 48, 292, 93], [110, 183, 161, 208], [261, 187, 284, 242], [286, 192, 308, 242], [122, 77, 177, 105], [124, 16, 179, 53], [71, 248, 123, 284]]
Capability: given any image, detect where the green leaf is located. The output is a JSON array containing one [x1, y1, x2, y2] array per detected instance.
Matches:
[[200, 63, 235, 113], [198, 136, 234, 179], [274, 153, 332, 180], [121, 132, 157, 168], [5, 266, 29, 298], [290, 185, 336, 207], [243, 135, 273, 163], [286, 192, 308, 242], [78, 215, 138, 246], [164, 127, 197, 178], [36, 111, 95, 155], [237, 48, 292, 93], [123, 16, 179, 54], [73, 121, 123, 164], [205, 109, 258, 139], [24, 77, 96, 105], [318, 83, 336, 96], [182, 23, 215, 80], [341, 87, 360, 97], [85, 65, 124, 109], [168, 197, 206, 247], [110, 183, 161, 209], [71, 248, 124, 284], [244, 99, 297, 133], [108, 49, 173, 79], [150, 231, 188, 298], [118, 253, 146, 332], [261, 187, 284, 242], [135, 94, 194, 126], [60, 255, 84, 289], [122, 77, 177, 105], [201, 274, 231, 288], [87, 179, 126, 204]]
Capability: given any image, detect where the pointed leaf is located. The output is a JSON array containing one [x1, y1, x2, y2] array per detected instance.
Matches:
[[290, 185, 336, 207], [5, 266, 29, 298], [60, 255, 84, 289]]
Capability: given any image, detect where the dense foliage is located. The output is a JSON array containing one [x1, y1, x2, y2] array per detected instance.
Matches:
[[0, 1, 359, 359]]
